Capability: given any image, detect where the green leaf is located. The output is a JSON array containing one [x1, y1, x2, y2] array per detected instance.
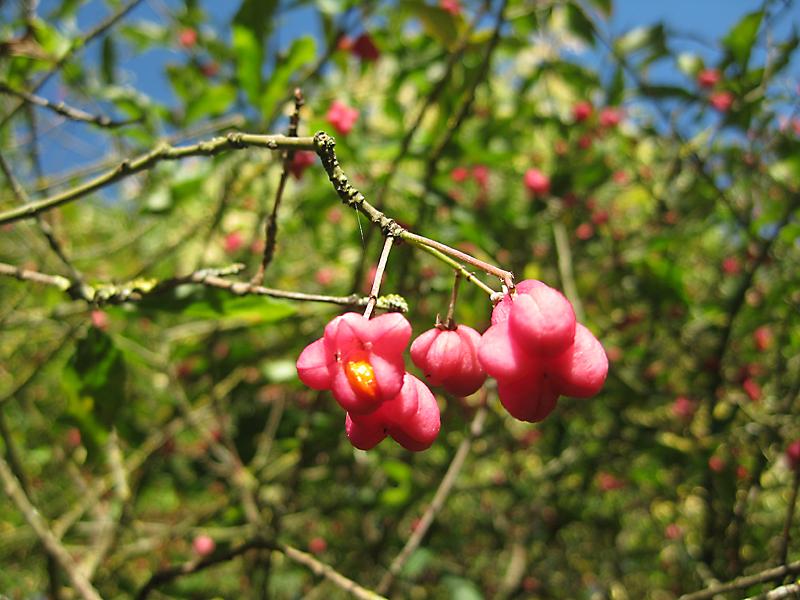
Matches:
[[588, 0, 612, 17], [186, 83, 236, 124], [63, 328, 127, 443], [402, 0, 459, 48], [232, 0, 279, 106], [769, 155, 800, 189], [101, 36, 116, 85], [380, 459, 412, 507], [442, 576, 484, 600], [137, 285, 296, 325], [676, 52, 703, 78], [723, 10, 762, 69], [260, 36, 316, 120], [565, 2, 596, 47], [614, 24, 667, 63]]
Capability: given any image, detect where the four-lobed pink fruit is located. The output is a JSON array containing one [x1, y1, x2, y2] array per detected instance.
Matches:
[[478, 280, 608, 422]]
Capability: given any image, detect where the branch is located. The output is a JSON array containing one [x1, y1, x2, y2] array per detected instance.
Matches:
[[0, 452, 103, 600], [377, 404, 487, 595], [135, 538, 388, 600], [0, 133, 316, 225], [680, 561, 800, 600], [0, 82, 137, 128], [0, 0, 146, 129], [252, 88, 305, 285]]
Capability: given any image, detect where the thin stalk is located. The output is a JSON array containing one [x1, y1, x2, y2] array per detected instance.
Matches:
[[363, 235, 395, 319]]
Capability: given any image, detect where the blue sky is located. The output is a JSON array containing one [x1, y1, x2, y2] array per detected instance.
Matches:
[[13, 0, 800, 178]]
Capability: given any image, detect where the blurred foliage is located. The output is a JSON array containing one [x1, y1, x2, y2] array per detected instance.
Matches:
[[1, 0, 800, 598]]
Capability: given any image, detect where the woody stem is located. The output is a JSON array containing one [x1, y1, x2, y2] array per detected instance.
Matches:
[[363, 235, 395, 319], [444, 272, 461, 330]]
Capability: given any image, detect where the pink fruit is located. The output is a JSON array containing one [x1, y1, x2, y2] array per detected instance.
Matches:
[[710, 91, 734, 113], [90, 310, 109, 330], [599, 107, 622, 127], [326, 100, 359, 135], [193, 534, 215, 556], [179, 28, 197, 48], [742, 378, 761, 402], [573, 101, 593, 122], [440, 0, 461, 15], [450, 166, 469, 183], [671, 396, 696, 421], [296, 312, 411, 414], [309, 537, 327, 554], [787, 440, 800, 471], [351, 33, 379, 61], [709, 455, 725, 473], [478, 280, 607, 422], [345, 373, 441, 451], [410, 325, 486, 396], [753, 326, 772, 352], [576, 223, 594, 240], [524, 168, 550, 196], [697, 68, 721, 88], [224, 231, 243, 254], [289, 151, 316, 180]]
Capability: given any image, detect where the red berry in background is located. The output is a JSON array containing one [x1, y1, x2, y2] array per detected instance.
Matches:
[[572, 101, 593, 122], [296, 312, 411, 415], [66, 427, 82, 449], [524, 168, 550, 196], [200, 61, 219, 78], [224, 231, 243, 254], [709, 91, 734, 113], [314, 267, 335, 286], [178, 28, 197, 48], [289, 151, 316, 180], [90, 310, 109, 330], [722, 256, 741, 275], [709, 455, 725, 473], [753, 325, 773, 352], [326, 100, 359, 135], [308, 537, 327, 554], [787, 440, 800, 471], [472, 165, 490, 190], [599, 107, 623, 127], [576, 223, 594, 240], [351, 33, 380, 61], [736, 465, 749, 480], [742, 377, 761, 402], [578, 134, 593, 150], [597, 472, 625, 491], [478, 280, 608, 422], [665, 523, 682, 540], [697, 68, 721, 88], [450, 166, 469, 183], [612, 170, 628, 185], [440, 0, 461, 15], [192, 534, 215, 556], [410, 325, 486, 397], [591, 210, 609, 226], [345, 373, 441, 451], [672, 396, 696, 421], [337, 35, 353, 51]]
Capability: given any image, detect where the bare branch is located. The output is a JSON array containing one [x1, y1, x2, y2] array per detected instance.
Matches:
[[0, 82, 137, 128], [0, 453, 103, 600], [680, 561, 800, 600]]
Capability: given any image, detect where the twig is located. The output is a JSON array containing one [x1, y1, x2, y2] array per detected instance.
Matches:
[[442, 272, 461, 330], [553, 220, 585, 322], [0, 82, 136, 128], [779, 470, 800, 566], [680, 560, 800, 600], [0, 133, 315, 225], [0, 149, 85, 287], [377, 404, 487, 595], [746, 582, 800, 600], [0, 0, 146, 129], [252, 89, 305, 285], [363, 235, 395, 319], [0, 453, 103, 600], [135, 537, 387, 600]]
